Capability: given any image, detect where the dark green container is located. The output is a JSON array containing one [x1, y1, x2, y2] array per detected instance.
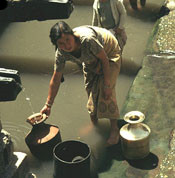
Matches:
[[53, 140, 91, 178]]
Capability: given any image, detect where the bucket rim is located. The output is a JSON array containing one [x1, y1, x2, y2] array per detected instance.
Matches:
[[53, 139, 91, 164]]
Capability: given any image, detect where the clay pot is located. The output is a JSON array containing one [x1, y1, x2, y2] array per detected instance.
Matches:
[[25, 113, 62, 160]]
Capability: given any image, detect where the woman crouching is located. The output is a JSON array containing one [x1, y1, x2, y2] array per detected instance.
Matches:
[[40, 21, 122, 145]]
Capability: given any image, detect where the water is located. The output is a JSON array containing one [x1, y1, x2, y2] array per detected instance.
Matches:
[[23, 88, 35, 114], [0, 0, 164, 177]]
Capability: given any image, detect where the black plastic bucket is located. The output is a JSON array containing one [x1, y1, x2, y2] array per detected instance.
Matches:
[[53, 140, 91, 178]]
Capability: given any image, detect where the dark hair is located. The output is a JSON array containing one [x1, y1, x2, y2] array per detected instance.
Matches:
[[49, 21, 73, 48]]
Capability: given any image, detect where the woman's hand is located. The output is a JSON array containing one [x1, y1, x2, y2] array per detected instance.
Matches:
[[113, 27, 123, 34], [96, 61, 102, 74], [40, 104, 51, 117], [95, 49, 111, 100], [103, 86, 112, 100]]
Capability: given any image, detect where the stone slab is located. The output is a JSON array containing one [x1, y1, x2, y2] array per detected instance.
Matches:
[[0, 120, 2, 132], [0, 129, 14, 175], [1, 152, 29, 178], [146, 10, 175, 54]]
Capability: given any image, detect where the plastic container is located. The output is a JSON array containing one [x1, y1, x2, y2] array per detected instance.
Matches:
[[53, 140, 91, 178]]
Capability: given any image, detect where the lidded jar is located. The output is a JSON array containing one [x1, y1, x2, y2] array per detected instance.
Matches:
[[120, 111, 151, 159]]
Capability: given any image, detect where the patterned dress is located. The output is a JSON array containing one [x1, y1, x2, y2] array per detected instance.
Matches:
[[54, 26, 121, 119]]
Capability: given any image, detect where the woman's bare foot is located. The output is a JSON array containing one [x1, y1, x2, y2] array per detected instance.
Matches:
[[106, 129, 120, 146]]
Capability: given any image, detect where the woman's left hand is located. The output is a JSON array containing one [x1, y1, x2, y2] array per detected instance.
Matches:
[[95, 49, 112, 100], [113, 27, 123, 34], [103, 87, 112, 100]]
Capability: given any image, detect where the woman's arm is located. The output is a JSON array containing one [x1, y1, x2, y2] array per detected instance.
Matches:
[[92, 9, 99, 26], [46, 71, 62, 105], [92, 0, 99, 26], [116, 0, 127, 30], [40, 71, 63, 116]]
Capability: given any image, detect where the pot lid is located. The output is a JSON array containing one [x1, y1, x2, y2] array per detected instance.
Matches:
[[124, 111, 145, 124], [27, 113, 47, 126]]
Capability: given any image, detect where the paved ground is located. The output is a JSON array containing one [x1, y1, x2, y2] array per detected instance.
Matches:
[[97, 7, 175, 178]]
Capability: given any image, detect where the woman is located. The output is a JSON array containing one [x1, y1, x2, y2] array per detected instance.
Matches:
[[92, 0, 127, 51], [40, 21, 122, 145]]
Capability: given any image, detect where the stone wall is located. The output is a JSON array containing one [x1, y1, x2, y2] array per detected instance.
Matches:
[[73, 0, 94, 6], [0, 120, 32, 178]]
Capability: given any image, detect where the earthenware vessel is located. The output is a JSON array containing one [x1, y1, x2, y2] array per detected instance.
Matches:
[[25, 113, 62, 160]]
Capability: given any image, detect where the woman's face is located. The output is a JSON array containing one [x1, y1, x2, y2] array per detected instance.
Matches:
[[56, 33, 76, 52]]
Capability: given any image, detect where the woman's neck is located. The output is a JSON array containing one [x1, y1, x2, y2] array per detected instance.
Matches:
[[100, 0, 108, 2], [73, 32, 81, 51], [70, 32, 81, 58]]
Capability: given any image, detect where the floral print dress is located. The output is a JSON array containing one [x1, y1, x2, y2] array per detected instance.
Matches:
[[54, 26, 121, 119]]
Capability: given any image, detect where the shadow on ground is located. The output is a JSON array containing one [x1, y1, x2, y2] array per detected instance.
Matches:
[[124, 2, 163, 22], [0, 22, 10, 38]]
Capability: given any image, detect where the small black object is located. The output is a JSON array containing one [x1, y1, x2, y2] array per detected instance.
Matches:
[[0, 68, 22, 101], [61, 74, 64, 83], [157, 5, 170, 19], [140, 0, 146, 7], [53, 140, 91, 178], [0, 77, 22, 101], [0, 68, 21, 84], [0, 0, 74, 22], [0, 0, 8, 10], [129, 0, 138, 10]]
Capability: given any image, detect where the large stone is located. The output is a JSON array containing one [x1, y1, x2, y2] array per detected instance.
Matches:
[[146, 10, 175, 54], [0, 120, 33, 178], [0, 129, 14, 175], [0, 120, 2, 132], [73, 0, 93, 5], [1, 152, 30, 178]]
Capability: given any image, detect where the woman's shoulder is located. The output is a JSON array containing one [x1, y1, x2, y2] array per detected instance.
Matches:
[[114, 0, 124, 5], [93, 0, 98, 8], [73, 26, 97, 42], [89, 26, 112, 36]]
